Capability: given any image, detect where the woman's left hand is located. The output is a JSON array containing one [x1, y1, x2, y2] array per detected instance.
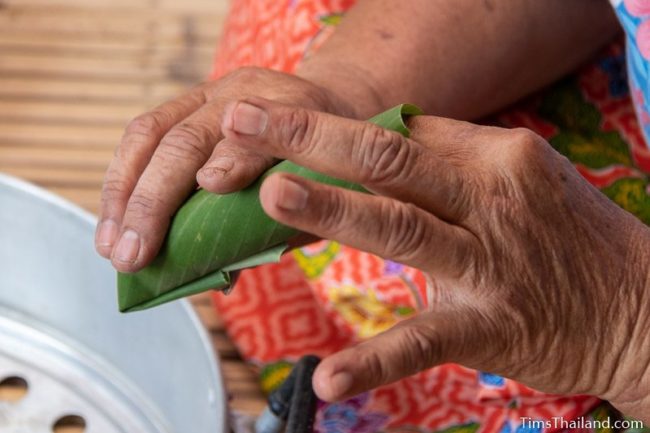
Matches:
[[219, 98, 650, 421]]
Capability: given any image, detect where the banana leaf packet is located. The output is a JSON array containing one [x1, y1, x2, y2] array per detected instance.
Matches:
[[118, 104, 422, 312]]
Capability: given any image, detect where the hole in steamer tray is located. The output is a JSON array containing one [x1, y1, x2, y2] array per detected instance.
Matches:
[[52, 414, 87, 433], [0, 376, 29, 403]]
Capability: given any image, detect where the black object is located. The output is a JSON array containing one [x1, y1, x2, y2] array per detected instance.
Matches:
[[266, 358, 302, 420], [255, 355, 321, 433], [285, 355, 321, 433]]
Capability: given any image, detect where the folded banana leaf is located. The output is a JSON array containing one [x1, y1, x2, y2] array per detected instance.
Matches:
[[118, 104, 422, 312]]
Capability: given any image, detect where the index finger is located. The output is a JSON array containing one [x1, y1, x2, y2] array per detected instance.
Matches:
[[219, 97, 468, 222], [95, 84, 208, 257]]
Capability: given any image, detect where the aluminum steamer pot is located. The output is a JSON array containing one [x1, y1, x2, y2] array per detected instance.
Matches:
[[0, 173, 227, 433]]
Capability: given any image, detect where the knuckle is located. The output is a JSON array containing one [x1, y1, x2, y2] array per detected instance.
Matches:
[[118, 111, 169, 159], [358, 348, 390, 387], [102, 176, 128, 197], [156, 123, 212, 164], [191, 80, 209, 93], [125, 192, 165, 220], [316, 188, 350, 235], [511, 128, 542, 151], [125, 111, 167, 138], [101, 177, 130, 202], [278, 108, 316, 154], [492, 128, 557, 196], [229, 66, 263, 84], [396, 324, 439, 373], [355, 125, 411, 185], [380, 201, 428, 263], [502, 128, 544, 165]]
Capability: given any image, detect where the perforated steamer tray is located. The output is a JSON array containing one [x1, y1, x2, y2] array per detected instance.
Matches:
[[0, 173, 227, 433]]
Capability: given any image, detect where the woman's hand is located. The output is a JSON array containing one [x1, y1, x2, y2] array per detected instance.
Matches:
[[219, 98, 650, 421], [95, 67, 368, 272], [95, 0, 619, 274]]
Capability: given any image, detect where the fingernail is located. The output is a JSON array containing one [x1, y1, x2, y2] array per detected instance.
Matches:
[[230, 102, 268, 136], [330, 371, 353, 397], [96, 219, 118, 247], [201, 157, 234, 177], [276, 178, 309, 211], [114, 230, 140, 264]]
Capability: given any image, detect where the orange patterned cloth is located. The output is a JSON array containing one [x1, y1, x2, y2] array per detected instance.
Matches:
[[211, 1, 645, 431]]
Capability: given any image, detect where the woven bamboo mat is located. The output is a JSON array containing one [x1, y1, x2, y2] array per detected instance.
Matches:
[[0, 0, 266, 416]]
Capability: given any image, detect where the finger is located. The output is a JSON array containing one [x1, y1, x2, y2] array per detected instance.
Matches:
[[196, 139, 276, 193], [259, 173, 476, 277], [96, 85, 208, 258], [313, 306, 487, 402], [111, 99, 222, 272], [220, 98, 468, 222]]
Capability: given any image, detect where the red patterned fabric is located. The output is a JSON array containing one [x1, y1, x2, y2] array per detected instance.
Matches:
[[210, 0, 355, 79]]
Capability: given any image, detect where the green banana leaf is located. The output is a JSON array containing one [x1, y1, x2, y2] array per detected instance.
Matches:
[[118, 104, 422, 312]]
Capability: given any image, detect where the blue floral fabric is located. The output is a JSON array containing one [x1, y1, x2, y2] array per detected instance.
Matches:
[[611, 0, 650, 144]]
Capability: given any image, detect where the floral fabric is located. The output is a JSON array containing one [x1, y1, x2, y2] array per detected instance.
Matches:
[[210, 1, 648, 431], [611, 0, 650, 147]]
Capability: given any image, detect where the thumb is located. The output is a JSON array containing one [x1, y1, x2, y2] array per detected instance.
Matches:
[[312, 305, 490, 402]]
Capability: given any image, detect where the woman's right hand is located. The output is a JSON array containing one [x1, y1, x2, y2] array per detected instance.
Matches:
[[220, 98, 650, 422]]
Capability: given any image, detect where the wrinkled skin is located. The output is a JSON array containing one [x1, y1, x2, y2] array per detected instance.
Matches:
[[95, 0, 620, 275], [216, 97, 650, 422], [95, 67, 357, 272]]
